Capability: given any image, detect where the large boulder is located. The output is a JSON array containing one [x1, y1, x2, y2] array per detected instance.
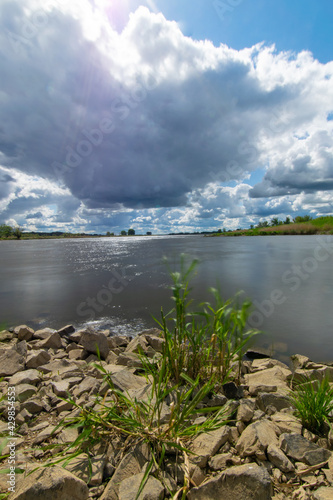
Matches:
[[256, 393, 293, 412], [110, 369, 148, 392], [270, 412, 302, 435], [236, 420, 279, 460], [15, 384, 38, 403], [9, 369, 41, 386], [65, 453, 106, 486], [266, 444, 294, 472], [0, 349, 25, 376], [280, 433, 331, 466], [245, 366, 291, 395], [313, 487, 333, 500], [101, 445, 148, 500], [26, 350, 51, 369], [187, 463, 272, 500], [14, 325, 34, 341], [118, 472, 164, 500], [33, 328, 57, 340], [11, 466, 89, 500], [190, 426, 231, 467], [33, 332, 62, 350], [79, 330, 109, 360]]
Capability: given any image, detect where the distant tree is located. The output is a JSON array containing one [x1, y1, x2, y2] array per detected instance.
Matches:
[[128, 228, 135, 236], [271, 217, 280, 226], [257, 221, 269, 228], [284, 217, 291, 225], [250, 224, 254, 229], [146, 232, 152, 236], [106, 231, 111, 237], [294, 215, 312, 223], [120, 230, 127, 236], [217, 229, 222, 233], [13, 227, 22, 239], [0, 224, 13, 238]]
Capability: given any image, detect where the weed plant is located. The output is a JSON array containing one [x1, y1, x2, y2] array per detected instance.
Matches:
[[50, 353, 232, 499], [290, 375, 333, 435], [156, 256, 260, 385]]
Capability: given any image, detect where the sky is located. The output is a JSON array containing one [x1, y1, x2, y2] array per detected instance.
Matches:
[[0, 0, 332, 234]]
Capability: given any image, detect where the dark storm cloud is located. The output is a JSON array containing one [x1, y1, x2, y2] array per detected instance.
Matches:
[[0, 1, 332, 232]]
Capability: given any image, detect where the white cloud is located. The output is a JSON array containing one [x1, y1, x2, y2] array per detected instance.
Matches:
[[0, 1, 332, 232]]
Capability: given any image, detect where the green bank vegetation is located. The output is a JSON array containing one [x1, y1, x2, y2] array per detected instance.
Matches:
[[290, 375, 333, 436], [212, 215, 333, 237], [0, 225, 143, 240]]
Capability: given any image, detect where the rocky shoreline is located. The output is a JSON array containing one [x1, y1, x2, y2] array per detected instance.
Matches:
[[1, 324, 333, 500]]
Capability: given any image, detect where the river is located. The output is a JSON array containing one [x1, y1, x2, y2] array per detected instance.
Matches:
[[1, 235, 333, 362]]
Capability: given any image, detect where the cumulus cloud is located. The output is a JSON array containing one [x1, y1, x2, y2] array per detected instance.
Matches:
[[0, 0, 332, 232]]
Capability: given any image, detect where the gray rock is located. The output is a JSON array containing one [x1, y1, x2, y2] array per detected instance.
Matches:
[[67, 331, 83, 343], [100, 445, 148, 500], [290, 367, 333, 385], [38, 358, 74, 374], [32, 425, 59, 445], [79, 330, 109, 359], [256, 393, 293, 413], [0, 349, 25, 376], [65, 453, 106, 486], [144, 333, 165, 353], [208, 452, 233, 471], [267, 444, 295, 472], [119, 472, 164, 500], [34, 332, 62, 349], [190, 426, 231, 467], [50, 380, 70, 397], [110, 369, 148, 392], [66, 342, 79, 353], [11, 465, 89, 500], [14, 324, 34, 341], [107, 335, 130, 350], [245, 366, 291, 395], [57, 427, 79, 444], [56, 400, 74, 414], [106, 351, 119, 364], [290, 354, 310, 370], [34, 328, 57, 339], [236, 419, 279, 460], [21, 398, 45, 414], [222, 381, 241, 399], [250, 358, 289, 372], [26, 350, 51, 369], [280, 433, 331, 465], [248, 385, 278, 396], [16, 383, 38, 402], [313, 486, 333, 500], [68, 348, 88, 360], [206, 394, 228, 407], [270, 413, 302, 435], [57, 324, 75, 336], [187, 463, 272, 500], [237, 399, 256, 422], [117, 351, 144, 368], [73, 376, 100, 397], [125, 335, 157, 358], [0, 329, 13, 342], [15, 340, 28, 357]]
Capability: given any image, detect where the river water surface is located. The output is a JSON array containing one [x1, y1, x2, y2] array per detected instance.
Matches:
[[1, 235, 333, 362]]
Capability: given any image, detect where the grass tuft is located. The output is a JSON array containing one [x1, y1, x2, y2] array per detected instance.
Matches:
[[290, 375, 333, 435]]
